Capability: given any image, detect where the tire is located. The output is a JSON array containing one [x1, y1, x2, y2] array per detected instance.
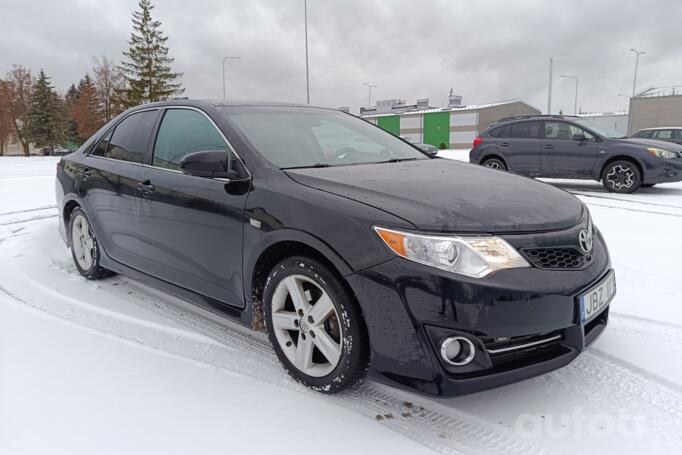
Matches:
[[481, 157, 507, 171], [601, 160, 641, 193], [68, 207, 113, 280], [263, 256, 369, 393]]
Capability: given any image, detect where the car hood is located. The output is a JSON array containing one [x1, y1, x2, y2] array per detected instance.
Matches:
[[621, 138, 682, 151], [285, 159, 585, 233]]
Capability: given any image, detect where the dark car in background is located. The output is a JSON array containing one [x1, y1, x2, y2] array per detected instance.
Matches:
[[631, 127, 682, 145], [470, 114, 682, 193], [56, 100, 614, 396]]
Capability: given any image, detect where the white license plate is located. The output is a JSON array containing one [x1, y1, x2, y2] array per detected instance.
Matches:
[[578, 271, 616, 324]]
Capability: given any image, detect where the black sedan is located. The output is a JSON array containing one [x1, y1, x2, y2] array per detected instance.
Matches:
[[56, 100, 615, 395]]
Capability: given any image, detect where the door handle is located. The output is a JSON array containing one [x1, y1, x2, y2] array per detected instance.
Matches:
[[543, 144, 553, 149], [499, 142, 509, 147], [136, 180, 155, 197]]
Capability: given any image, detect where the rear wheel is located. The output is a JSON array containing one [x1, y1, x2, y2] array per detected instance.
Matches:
[[481, 157, 507, 171], [68, 208, 113, 280], [601, 160, 641, 193], [263, 256, 369, 393]]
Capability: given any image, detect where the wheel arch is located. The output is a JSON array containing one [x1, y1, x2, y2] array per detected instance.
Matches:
[[62, 198, 82, 247], [245, 230, 356, 332], [599, 155, 644, 180]]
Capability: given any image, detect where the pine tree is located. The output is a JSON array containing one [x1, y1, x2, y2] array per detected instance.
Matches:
[[70, 74, 104, 142], [120, 0, 183, 107], [27, 69, 64, 150], [64, 83, 80, 146]]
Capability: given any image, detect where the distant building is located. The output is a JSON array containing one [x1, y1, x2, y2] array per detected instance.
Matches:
[[360, 96, 540, 149], [628, 87, 682, 134], [579, 111, 629, 136]]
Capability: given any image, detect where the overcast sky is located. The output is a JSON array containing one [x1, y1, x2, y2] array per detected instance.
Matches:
[[1, 0, 681, 114]]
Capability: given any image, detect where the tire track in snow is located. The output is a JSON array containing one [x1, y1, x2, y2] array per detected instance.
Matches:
[[0, 269, 550, 455]]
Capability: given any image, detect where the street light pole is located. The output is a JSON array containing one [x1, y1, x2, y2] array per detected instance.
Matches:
[[362, 82, 378, 108], [222, 56, 242, 99], [629, 48, 646, 97], [547, 57, 554, 114], [304, 0, 310, 104], [561, 74, 579, 115]]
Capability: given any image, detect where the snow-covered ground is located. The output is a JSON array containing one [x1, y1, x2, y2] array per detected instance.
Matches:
[[1, 156, 681, 454]]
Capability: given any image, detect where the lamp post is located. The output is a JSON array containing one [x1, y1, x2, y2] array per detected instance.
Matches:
[[222, 56, 242, 99], [560, 74, 579, 115], [547, 57, 554, 114], [362, 82, 378, 108], [304, 0, 310, 104], [629, 48, 646, 97]]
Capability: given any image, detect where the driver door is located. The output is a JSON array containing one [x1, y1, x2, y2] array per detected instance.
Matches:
[[541, 121, 598, 178], [134, 107, 250, 308]]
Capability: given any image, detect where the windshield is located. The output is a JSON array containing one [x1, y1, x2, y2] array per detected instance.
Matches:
[[573, 118, 625, 139], [224, 106, 428, 168]]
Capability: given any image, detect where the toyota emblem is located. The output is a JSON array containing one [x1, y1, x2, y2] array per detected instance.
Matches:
[[578, 229, 593, 254]]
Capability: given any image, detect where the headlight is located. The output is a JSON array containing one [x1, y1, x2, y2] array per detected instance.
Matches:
[[373, 226, 530, 278], [647, 147, 678, 159]]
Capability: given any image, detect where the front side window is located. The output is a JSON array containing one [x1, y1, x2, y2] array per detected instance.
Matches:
[[544, 122, 595, 141], [224, 106, 428, 168], [652, 129, 673, 140], [510, 121, 540, 139], [99, 110, 158, 163], [153, 109, 228, 171]]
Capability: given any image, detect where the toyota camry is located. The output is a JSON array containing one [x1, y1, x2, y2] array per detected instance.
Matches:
[[56, 100, 616, 395]]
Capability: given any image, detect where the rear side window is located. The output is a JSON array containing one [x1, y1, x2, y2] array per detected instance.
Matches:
[[510, 121, 540, 139], [97, 110, 158, 163], [153, 109, 227, 170]]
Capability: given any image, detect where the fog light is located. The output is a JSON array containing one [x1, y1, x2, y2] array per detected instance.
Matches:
[[440, 336, 476, 366]]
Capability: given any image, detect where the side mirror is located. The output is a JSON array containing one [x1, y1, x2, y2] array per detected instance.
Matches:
[[180, 150, 237, 179], [418, 144, 438, 156], [573, 133, 587, 142]]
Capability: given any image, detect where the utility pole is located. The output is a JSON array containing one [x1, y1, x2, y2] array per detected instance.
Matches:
[[629, 48, 646, 97], [304, 0, 310, 104], [547, 57, 554, 114], [362, 82, 378, 108], [222, 56, 242, 99], [561, 74, 579, 115]]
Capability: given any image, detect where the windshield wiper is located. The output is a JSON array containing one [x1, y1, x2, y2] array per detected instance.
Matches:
[[381, 157, 420, 163], [281, 163, 331, 170]]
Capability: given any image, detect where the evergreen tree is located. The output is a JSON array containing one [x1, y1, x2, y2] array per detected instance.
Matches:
[[70, 74, 104, 142], [120, 0, 183, 107], [27, 69, 64, 150], [64, 83, 80, 146]]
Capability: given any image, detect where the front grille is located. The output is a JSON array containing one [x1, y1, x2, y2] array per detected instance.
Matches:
[[521, 247, 589, 270]]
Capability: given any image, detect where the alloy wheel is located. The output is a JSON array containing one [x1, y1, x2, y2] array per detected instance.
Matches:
[[606, 164, 635, 190], [270, 274, 343, 377], [71, 214, 95, 271]]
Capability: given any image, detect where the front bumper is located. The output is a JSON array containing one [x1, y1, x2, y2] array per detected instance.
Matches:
[[643, 158, 682, 184], [347, 228, 612, 396]]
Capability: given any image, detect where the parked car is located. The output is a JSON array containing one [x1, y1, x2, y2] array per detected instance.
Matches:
[[470, 114, 682, 193], [631, 127, 682, 145], [41, 147, 73, 156], [56, 100, 614, 396], [401, 136, 438, 155]]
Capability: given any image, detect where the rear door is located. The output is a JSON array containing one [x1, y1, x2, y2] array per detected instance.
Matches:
[[134, 107, 250, 308], [80, 109, 160, 268], [497, 121, 541, 174], [540, 121, 598, 178]]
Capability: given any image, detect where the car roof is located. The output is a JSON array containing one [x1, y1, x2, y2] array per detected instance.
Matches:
[[636, 126, 681, 130], [126, 98, 335, 112]]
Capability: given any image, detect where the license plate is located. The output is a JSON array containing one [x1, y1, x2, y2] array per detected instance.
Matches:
[[578, 271, 616, 324]]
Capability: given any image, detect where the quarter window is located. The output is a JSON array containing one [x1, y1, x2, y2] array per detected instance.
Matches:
[[98, 110, 158, 163], [510, 122, 540, 139], [153, 109, 227, 170]]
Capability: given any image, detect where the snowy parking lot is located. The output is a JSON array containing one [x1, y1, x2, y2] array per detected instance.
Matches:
[[1, 155, 681, 454]]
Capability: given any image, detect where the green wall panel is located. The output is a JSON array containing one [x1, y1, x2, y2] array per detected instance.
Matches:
[[377, 115, 400, 136], [422, 112, 450, 148]]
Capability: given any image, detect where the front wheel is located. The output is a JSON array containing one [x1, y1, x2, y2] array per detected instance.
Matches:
[[601, 160, 641, 193], [263, 256, 369, 393], [481, 157, 507, 171]]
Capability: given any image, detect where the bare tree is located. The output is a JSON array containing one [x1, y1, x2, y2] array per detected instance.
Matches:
[[5, 65, 34, 156], [92, 56, 126, 122]]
